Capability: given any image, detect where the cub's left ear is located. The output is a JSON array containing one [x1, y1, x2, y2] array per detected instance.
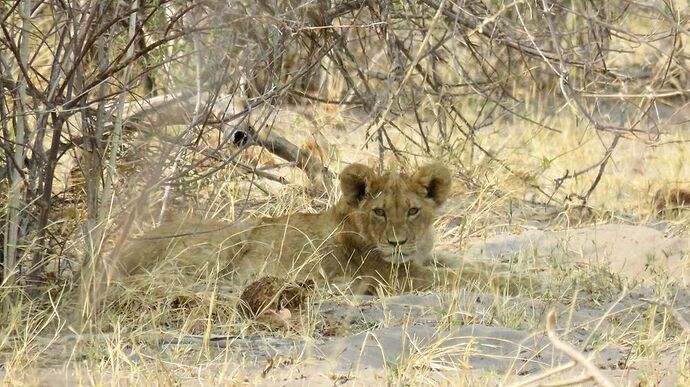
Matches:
[[340, 163, 376, 206], [412, 163, 452, 207]]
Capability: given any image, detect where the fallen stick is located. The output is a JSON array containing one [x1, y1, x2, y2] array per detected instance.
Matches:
[[67, 91, 333, 187], [125, 92, 334, 187], [545, 310, 617, 387], [229, 123, 334, 189]]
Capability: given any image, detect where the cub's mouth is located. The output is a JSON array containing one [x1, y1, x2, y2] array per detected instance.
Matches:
[[377, 246, 419, 264]]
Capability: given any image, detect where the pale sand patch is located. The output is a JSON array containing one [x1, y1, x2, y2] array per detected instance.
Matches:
[[4, 288, 685, 385], [465, 224, 690, 286]]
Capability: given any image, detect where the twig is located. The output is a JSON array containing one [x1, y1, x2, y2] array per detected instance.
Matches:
[[545, 310, 616, 387], [235, 124, 334, 188], [553, 134, 621, 202], [3, 0, 32, 285]]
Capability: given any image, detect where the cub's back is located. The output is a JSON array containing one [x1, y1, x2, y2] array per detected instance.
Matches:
[[235, 211, 345, 280], [117, 218, 255, 275]]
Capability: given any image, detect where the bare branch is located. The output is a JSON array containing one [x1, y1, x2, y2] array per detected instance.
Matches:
[[545, 310, 617, 387]]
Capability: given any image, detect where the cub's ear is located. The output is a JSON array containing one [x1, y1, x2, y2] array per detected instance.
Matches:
[[412, 163, 452, 206], [340, 163, 376, 206]]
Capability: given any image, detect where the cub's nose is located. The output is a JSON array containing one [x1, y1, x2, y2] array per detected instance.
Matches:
[[388, 239, 407, 246]]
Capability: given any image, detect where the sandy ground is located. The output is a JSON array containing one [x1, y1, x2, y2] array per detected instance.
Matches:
[[5, 223, 688, 386], [4, 105, 689, 385], [464, 223, 690, 286]]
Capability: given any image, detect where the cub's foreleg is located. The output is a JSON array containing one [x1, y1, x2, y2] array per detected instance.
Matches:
[[427, 250, 539, 292]]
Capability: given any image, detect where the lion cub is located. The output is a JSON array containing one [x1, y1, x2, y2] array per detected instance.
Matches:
[[118, 163, 457, 293]]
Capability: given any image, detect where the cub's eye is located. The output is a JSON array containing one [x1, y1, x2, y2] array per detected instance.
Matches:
[[408, 207, 420, 216], [373, 208, 386, 217]]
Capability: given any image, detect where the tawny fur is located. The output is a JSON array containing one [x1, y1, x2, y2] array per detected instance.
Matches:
[[116, 163, 528, 293]]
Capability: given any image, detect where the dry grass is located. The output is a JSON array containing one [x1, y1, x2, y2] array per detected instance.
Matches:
[[2, 104, 689, 385], [2, 2, 690, 384]]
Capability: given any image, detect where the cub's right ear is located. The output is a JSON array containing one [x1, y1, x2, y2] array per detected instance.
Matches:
[[412, 162, 452, 207], [340, 163, 376, 206]]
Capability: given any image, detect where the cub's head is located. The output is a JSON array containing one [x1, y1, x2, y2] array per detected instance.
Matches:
[[339, 163, 451, 264]]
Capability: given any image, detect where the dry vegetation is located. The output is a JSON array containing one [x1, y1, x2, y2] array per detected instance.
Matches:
[[1, 0, 690, 385]]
